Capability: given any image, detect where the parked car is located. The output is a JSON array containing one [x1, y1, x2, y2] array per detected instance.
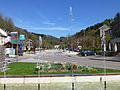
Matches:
[[74, 48, 80, 52], [81, 50, 96, 56], [69, 48, 74, 51]]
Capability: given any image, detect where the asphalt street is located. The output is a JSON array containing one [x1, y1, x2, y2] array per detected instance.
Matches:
[[6, 49, 120, 70]]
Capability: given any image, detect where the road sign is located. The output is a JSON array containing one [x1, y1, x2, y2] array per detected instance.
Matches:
[[19, 35, 25, 56], [11, 32, 18, 43], [20, 35, 25, 40]]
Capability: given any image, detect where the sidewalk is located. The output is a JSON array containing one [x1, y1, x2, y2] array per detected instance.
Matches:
[[5, 54, 37, 62], [90, 55, 120, 62]]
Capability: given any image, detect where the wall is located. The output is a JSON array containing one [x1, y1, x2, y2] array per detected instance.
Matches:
[[0, 46, 5, 72]]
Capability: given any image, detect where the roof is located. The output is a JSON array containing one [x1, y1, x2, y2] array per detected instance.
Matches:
[[111, 38, 120, 43], [0, 28, 8, 37], [99, 24, 110, 31]]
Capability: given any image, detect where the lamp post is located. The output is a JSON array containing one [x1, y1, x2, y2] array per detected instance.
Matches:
[[102, 32, 107, 89], [103, 34, 106, 75]]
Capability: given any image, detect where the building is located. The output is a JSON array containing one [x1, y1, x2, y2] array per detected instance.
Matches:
[[99, 24, 110, 51], [109, 13, 120, 52], [54, 45, 59, 49], [0, 28, 11, 45], [99, 24, 110, 38], [21, 39, 34, 51], [111, 13, 120, 38]]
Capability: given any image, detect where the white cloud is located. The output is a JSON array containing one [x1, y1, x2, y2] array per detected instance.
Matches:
[[37, 12, 56, 26], [43, 21, 56, 25], [25, 27, 69, 31]]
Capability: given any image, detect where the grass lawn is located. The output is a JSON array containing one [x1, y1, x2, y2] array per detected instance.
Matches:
[[0, 62, 120, 75]]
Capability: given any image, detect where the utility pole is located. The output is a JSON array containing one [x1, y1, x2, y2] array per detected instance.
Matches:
[[103, 34, 106, 75], [39, 36, 42, 53], [16, 32, 18, 62], [69, 5, 73, 51]]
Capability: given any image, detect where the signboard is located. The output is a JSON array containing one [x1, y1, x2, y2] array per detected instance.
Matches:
[[11, 32, 18, 43], [5, 48, 15, 57], [19, 35, 25, 56], [20, 35, 25, 40]]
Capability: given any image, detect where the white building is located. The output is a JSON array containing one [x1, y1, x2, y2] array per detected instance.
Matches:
[[0, 28, 11, 45], [54, 45, 59, 49], [99, 24, 110, 51], [99, 24, 110, 38]]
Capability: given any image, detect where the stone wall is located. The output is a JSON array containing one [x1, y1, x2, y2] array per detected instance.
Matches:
[[0, 46, 5, 72]]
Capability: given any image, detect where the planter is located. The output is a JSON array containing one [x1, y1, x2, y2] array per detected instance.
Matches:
[[117, 52, 120, 56]]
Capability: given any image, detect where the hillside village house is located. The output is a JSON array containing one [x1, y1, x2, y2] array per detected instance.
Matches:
[[109, 16, 120, 52], [99, 24, 110, 51], [0, 28, 19, 55], [99, 17, 120, 53], [0, 28, 11, 45], [21, 39, 34, 51]]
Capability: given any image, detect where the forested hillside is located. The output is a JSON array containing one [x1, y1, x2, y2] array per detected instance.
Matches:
[[0, 13, 60, 48], [73, 19, 113, 48], [60, 13, 120, 49]]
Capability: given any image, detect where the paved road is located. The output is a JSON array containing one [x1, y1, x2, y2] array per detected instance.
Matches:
[[6, 49, 120, 70]]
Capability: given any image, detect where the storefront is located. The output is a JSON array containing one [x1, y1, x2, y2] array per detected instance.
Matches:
[[110, 38, 120, 52]]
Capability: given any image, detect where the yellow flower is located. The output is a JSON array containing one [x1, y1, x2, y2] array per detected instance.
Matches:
[[51, 60, 53, 63], [92, 68, 97, 71]]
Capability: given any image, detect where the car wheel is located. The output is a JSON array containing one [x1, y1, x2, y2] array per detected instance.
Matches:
[[85, 54, 87, 56]]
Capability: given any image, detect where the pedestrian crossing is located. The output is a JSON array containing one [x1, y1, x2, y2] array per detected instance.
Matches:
[[39, 52, 64, 56]]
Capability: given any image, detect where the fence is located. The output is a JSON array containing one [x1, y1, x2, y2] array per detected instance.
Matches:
[[0, 45, 5, 72]]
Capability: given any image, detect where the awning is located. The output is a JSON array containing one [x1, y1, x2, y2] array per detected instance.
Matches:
[[111, 38, 120, 43]]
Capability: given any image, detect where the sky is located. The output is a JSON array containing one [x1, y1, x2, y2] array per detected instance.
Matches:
[[0, 0, 120, 38]]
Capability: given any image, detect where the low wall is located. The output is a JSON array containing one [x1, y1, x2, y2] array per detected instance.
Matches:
[[0, 75, 120, 84], [0, 46, 5, 72]]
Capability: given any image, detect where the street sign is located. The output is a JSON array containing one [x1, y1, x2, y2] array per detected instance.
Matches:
[[20, 35, 25, 40], [11, 32, 18, 43], [19, 35, 25, 56]]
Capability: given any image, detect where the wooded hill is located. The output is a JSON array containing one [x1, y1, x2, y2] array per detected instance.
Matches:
[[60, 13, 120, 50], [0, 13, 60, 49]]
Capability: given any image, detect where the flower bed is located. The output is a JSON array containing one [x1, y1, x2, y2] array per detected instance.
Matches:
[[1, 62, 120, 75], [34, 62, 99, 73]]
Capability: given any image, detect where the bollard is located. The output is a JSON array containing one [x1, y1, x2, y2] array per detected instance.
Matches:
[[100, 77, 102, 81], [72, 82, 74, 90], [4, 84, 6, 90], [38, 84, 40, 90], [104, 81, 107, 89]]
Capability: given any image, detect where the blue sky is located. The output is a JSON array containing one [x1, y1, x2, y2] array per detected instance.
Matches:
[[0, 0, 120, 37]]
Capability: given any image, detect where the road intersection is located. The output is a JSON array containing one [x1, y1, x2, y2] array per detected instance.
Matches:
[[6, 49, 120, 70]]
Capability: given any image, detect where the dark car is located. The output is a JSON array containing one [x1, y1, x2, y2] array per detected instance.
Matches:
[[74, 48, 80, 52], [81, 50, 96, 56]]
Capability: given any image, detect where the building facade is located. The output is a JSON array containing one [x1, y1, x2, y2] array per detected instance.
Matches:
[[0, 28, 11, 45], [99, 24, 110, 51], [110, 13, 120, 52], [105, 13, 120, 52]]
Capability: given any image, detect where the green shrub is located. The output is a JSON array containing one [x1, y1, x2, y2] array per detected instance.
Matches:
[[105, 52, 116, 56], [65, 62, 71, 69], [96, 51, 103, 55]]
